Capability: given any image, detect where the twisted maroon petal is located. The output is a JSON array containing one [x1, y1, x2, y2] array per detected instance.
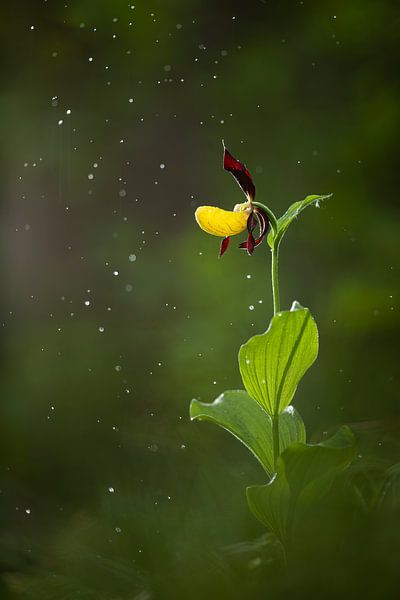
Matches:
[[219, 236, 231, 257], [246, 212, 257, 255], [223, 143, 256, 201], [238, 212, 256, 255], [246, 234, 255, 255], [253, 208, 269, 245], [238, 208, 270, 254]]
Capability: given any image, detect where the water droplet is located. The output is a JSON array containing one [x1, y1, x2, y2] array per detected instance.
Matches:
[[115, 365, 122, 372], [128, 254, 136, 262], [108, 487, 115, 493], [249, 305, 255, 311]]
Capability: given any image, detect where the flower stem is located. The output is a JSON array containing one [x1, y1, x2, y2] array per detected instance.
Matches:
[[271, 242, 280, 316], [271, 242, 281, 470]]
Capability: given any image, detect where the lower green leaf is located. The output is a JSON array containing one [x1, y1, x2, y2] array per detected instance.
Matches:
[[247, 426, 356, 542], [190, 390, 305, 477]]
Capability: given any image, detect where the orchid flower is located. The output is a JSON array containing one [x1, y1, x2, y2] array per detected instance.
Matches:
[[195, 144, 270, 257]]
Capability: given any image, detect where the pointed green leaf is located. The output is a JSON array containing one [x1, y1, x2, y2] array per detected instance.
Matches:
[[239, 302, 318, 416], [190, 390, 305, 477], [267, 194, 332, 248], [247, 426, 356, 542]]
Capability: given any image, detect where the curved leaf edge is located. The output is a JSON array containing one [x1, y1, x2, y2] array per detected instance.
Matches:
[[246, 426, 357, 537], [190, 390, 306, 477], [190, 391, 274, 475]]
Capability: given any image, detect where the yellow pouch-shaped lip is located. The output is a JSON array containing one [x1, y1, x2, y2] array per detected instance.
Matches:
[[195, 205, 250, 237]]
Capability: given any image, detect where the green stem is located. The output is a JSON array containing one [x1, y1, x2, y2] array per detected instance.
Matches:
[[271, 242, 280, 316], [271, 242, 281, 470]]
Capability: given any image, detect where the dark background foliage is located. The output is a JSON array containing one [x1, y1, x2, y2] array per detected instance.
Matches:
[[0, 0, 399, 597]]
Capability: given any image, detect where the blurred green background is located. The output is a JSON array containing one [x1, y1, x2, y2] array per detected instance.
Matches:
[[0, 0, 399, 598]]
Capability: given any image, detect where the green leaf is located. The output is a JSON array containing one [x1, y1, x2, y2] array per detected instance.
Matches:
[[267, 194, 332, 248], [239, 302, 318, 416], [190, 390, 305, 477], [247, 426, 356, 542]]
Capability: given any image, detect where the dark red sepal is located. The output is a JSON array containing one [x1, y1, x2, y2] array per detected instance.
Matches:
[[223, 143, 255, 201], [219, 236, 231, 257]]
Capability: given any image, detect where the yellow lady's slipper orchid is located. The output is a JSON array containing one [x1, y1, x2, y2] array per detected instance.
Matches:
[[194, 145, 269, 257], [195, 203, 251, 237]]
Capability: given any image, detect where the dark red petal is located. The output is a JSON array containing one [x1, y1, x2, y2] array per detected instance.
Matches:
[[219, 236, 231, 257], [223, 143, 256, 201], [238, 209, 270, 254], [247, 212, 257, 233], [255, 211, 268, 237], [245, 213, 256, 255], [253, 208, 269, 246], [238, 236, 255, 255], [246, 232, 255, 255]]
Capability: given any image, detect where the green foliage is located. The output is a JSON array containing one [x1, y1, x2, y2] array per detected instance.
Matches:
[[377, 463, 400, 510], [247, 427, 357, 544], [267, 194, 332, 248], [238, 302, 318, 416], [190, 390, 305, 477]]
